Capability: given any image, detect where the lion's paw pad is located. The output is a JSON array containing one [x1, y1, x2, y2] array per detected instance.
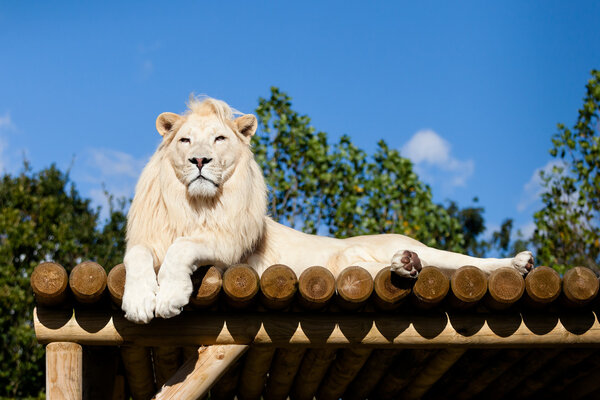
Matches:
[[391, 250, 422, 279]]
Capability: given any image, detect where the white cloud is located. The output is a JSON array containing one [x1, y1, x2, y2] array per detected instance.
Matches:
[[519, 221, 536, 238], [0, 112, 12, 129], [401, 129, 474, 189], [0, 112, 15, 173], [517, 160, 564, 212]]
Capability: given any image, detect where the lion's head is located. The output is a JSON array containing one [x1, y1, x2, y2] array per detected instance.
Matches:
[[126, 97, 267, 267]]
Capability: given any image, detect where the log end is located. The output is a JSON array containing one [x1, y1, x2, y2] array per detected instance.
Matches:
[[31, 262, 69, 305], [336, 266, 374, 308], [373, 267, 412, 309], [525, 266, 561, 304], [223, 264, 259, 306], [260, 264, 298, 309], [69, 261, 107, 304], [488, 267, 525, 305], [413, 266, 449, 305], [107, 263, 126, 306], [190, 266, 223, 308], [451, 265, 487, 304], [563, 266, 599, 306], [298, 266, 336, 309]]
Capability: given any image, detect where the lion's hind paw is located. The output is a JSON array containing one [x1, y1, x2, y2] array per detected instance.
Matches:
[[511, 251, 534, 275], [391, 250, 422, 279]]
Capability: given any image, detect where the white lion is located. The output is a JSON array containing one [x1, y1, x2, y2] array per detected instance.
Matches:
[[122, 97, 534, 323]]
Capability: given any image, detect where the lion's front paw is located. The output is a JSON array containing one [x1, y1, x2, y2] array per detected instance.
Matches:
[[391, 250, 422, 279], [122, 276, 158, 324], [511, 251, 534, 275], [155, 277, 193, 319]]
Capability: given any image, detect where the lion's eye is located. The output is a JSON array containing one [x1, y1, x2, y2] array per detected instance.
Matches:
[[215, 136, 226, 142], [179, 138, 191, 144]]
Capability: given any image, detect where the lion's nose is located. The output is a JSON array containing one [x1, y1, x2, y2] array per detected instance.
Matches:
[[188, 157, 212, 170]]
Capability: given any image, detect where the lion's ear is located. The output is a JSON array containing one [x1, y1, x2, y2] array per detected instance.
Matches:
[[156, 112, 182, 137], [234, 114, 258, 140]]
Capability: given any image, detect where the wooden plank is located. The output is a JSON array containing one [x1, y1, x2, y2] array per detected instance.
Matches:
[[34, 307, 600, 347], [46, 342, 82, 400], [153, 345, 248, 400], [290, 348, 337, 400]]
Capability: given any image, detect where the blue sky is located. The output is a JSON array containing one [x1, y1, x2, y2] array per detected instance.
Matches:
[[1, 1, 599, 242]]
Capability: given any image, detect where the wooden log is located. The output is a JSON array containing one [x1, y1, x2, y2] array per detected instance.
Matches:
[[222, 264, 259, 309], [69, 261, 107, 304], [34, 307, 600, 347], [238, 346, 276, 400], [376, 350, 436, 399], [455, 349, 528, 400], [524, 265, 561, 305], [535, 351, 600, 398], [120, 345, 156, 400], [401, 348, 466, 400], [82, 346, 119, 400], [316, 348, 372, 400], [31, 262, 69, 306], [190, 266, 222, 308], [478, 348, 561, 400], [259, 264, 298, 310], [335, 266, 374, 310], [563, 266, 599, 306], [450, 266, 487, 308], [210, 357, 244, 400], [290, 349, 337, 400], [372, 267, 412, 310], [557, 355, 600, 399], [510, 349, 595, 399], [154, 345, 248, 400], [412, 267, 449, 307], [486, 267, 524, 309], [423, 349, 500, 400], [297, 266, 335, 310], [46, 342, 82, 400], [152, 347, 183, 389], [344, 349, 399, 400], [263, 348, 306, 400], [107, 263, 126, 306]]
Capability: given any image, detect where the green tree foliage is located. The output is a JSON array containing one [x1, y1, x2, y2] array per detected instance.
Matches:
[[0, 164, 126, 398], [533, 70, 600, 273], [254, 87, 487, 253]]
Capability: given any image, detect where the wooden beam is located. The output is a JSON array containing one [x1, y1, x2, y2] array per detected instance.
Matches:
[[31, 262, 69, 306], [412, 267, 449, 308], [120, 345, 155, 400], [152, 346, 183, 389], [263, 348, 305, 400], [335, 266, 373, 310], [486, 267, 524, 310], [289, 348, 336, 400], [107, 264, 126, 306], [372, 268, 411, 310], [153, 345, 248, 400], [34, 307, 600, 347], [316, 348, 372, 400], [259, 264, 298, 310], [524, 265, 561, 306], [237, 346, 275, 400], [222, 264, 259, 309], [297, 266, 335, 310], [563, 266, 599, 306], [69, 261, 107, 304], [46, 342, 82, 400], [450, 266, 487, 309], [344, 349, 399, 400], [190, 266, 222, 309]]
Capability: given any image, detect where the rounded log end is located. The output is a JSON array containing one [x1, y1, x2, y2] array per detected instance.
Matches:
[[260, 264, 298, 308], [488, 267, 525, 304], [69, 261, 107, 304], [563, 266, 599, 306], [336, 266, 374, 305], [525, 266, 561, 304], [107, 264, 126, 305], [373, 267, 412, 307], [413, 266, 449, 304], [298, 266, 336, 309], [31, 262, 68, 305], [223, 264, 259, 304], [190, 265, 223, 308], [451, 265, 487, 304]]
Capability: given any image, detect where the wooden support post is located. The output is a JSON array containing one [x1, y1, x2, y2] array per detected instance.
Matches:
[[153, 345, 247, 400], [290, 348, 337, 400], [210, 357, 244, 400], [486, 267, 524, 310], [535, 351, 600, 398], [259, 264, 298, 310], [222, 264, 259, 309], [401, 348, 466, 400], [478, 348, 561, 400], [412, 267, 449, 308], [120, 345, 156, 400], [263, 348, 306, 400], [69, 261, 107, 304], [455, 349, 528, 400], [316, 348, 372, 400], [524, 265, 561, 306], [31, 262, 69, 306], [344, 349, 399, 400], [82, 346, 119, 400], [335, 266, 374, 310], [152, 346, 183, 389], [297, 266, 335, 310], [107, 264, 126, 306], [376, 350, 436, 399], [563, 266, 599, 306], [238, 346, 276, 400], [46, 342, 82, 400], [190, 266, 222, 308], [372, 268, 412, 310], [450, 266, 487, 309], [510, 350, 595, 399]]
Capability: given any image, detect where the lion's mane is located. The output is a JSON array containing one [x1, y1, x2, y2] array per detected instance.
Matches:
[[125, 98, 268, 267]]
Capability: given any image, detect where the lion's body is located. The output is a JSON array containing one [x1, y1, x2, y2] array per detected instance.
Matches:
[[121, 97, 533, 324]]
